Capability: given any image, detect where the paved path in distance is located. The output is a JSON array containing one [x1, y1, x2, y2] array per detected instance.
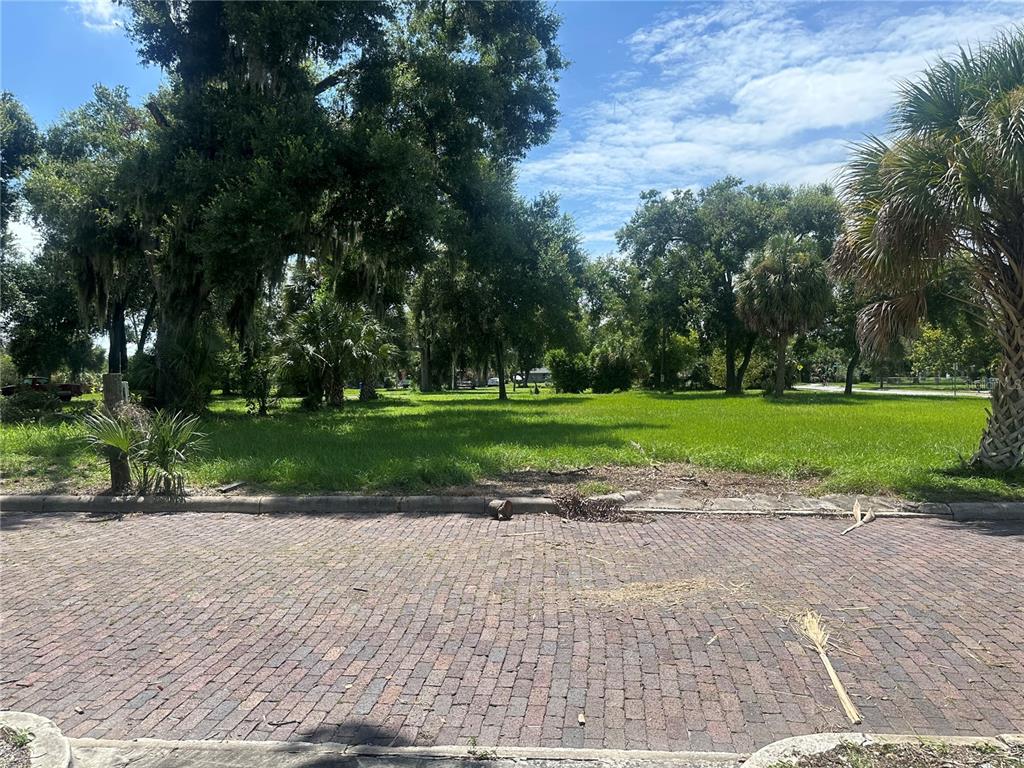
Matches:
[[2, 511, 1022, 753], [795, 383, 990, 398]]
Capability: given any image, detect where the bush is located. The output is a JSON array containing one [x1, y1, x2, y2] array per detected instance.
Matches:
[[0, 389, 63, 423], [241, 355, 280, 415], [590, 345, 634, 393], [84, 404, 207, 496], [546, 349, 590, 393]]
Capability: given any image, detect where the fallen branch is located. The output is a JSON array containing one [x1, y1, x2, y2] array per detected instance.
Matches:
[[841, 499, 876, 535], [798, 610, 862, 724], [548, 466, 594, 476]]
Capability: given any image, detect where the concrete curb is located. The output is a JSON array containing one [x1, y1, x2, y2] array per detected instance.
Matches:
[[69, 737, 745, 763], [2, 493, 1021, 521], [0, 710, 72, 768], [740, 732, 1021, 768]]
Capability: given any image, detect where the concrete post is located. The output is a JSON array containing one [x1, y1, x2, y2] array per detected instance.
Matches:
[[102, 372, 131, 493]]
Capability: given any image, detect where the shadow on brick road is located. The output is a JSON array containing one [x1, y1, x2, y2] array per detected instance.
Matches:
[[292, 721, 411, 747], [935, 519, 1024, 538]]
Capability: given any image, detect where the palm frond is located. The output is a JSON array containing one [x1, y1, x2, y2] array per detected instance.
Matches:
[[856, 293, 927, 360]]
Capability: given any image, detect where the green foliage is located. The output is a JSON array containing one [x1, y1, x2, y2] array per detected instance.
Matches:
[[24, 85, 151, 374], [282, 282, 397, 409], [2, 250, 101, 379], [836, 29, 1024, 469], [114, 0, 565, 410], [546, 349, 590, 394], [83, 405, 207, 496], [0, 92, 39, 245], [738, 235, 833, 339], [590, 350, 634, 394], [589, 335, 644, 393], [241, 354, 280, 416], [616, 179, 842, 394], [0, 388, 63, 424], [0, 725, 34, 749]]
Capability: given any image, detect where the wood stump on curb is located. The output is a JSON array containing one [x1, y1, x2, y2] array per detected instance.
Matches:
[[489, 499, 512, 520]]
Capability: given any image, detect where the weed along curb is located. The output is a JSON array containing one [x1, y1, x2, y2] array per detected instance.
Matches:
[[1, 493, 1022, 520], [0, 710, 72, 768], [739, 732, 1022, 768]]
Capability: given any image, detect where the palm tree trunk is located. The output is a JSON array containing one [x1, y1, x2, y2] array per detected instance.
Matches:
[[973, 299, 1024, 470], [774, 334, 788, 397], [844, 348, 860, 395]]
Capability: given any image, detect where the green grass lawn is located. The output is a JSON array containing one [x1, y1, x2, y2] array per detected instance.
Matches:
[[2, 389, 1020, 500]]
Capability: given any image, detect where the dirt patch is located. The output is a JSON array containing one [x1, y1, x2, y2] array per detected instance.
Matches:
[[786, 741, 1023, 768], [444, 461, 823, 498]]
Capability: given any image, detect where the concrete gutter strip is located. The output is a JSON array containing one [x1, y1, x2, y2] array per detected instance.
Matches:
[[69, 738, 745, 764], [0, 494, 1020, 520]]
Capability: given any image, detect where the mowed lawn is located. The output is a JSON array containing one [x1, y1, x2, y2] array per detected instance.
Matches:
[[2, 389, 1020, 500]]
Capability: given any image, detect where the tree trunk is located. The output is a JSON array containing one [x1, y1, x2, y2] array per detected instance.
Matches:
[[137, 292, 157, 355], [108, 300, 127, 374], [844, 348, 860, 395], [973, 299, 1024, 470], [735, 335, 755, 393], [659, 323, 667, 390], [773, 334, 788, 397], [153, 288, 207, 411], [724, 335, 738, 394], [496, 340, 508, 401], [450, 352, 457, 391], [420, 338, 431, 392]]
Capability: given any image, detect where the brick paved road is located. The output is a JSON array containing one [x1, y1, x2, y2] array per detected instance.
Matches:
[[1, 512, 1021, 753]]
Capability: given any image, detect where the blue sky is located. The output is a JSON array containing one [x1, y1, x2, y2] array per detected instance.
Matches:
[[3, 0, 1022, 256]]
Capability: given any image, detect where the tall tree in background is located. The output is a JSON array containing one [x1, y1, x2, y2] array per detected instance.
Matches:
[[836, 30, 1024, 470], [121, 0, 564, 410], [615, 189, 702, 389], [737, 234, 833, 397], [25, 86, 151, 374], [0, 92, 39, 250]]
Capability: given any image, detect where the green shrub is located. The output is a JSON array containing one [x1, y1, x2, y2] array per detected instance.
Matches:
[[0, 389, 63, 423], [84, 404, 207, 496], [590, 345, 634, 393], [546, 349, 590, 393]]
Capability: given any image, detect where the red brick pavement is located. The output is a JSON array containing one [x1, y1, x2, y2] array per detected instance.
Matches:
[[1, 512, 1021, 753]]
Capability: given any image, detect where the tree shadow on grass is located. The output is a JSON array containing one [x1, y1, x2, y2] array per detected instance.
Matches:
[[199, 394, 659, 494], [902, 464, 1024, 503], [632, 390, 872, 407]]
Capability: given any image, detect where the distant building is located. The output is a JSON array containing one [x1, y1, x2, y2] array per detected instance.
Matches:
[[527, 367, 551, 384]]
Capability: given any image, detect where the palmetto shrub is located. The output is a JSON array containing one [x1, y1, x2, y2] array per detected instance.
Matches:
[[84, 404, 207, 496]]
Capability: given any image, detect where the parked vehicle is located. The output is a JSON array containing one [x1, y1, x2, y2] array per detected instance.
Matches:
[[1, 376, 86, 401], [487, 376, 499, 386]]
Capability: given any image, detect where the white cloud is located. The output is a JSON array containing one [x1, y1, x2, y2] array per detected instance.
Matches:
[[73, 0, 127, 32], [520, 2, 1022, 255]]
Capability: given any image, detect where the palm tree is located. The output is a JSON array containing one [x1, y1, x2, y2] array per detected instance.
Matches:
[[737, 234, 832, 396], [835, 30, 1024, 470]]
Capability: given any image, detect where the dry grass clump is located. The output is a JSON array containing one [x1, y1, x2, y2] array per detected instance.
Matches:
[[553, 490, 651, 523], [585, 577, 750, 607]]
